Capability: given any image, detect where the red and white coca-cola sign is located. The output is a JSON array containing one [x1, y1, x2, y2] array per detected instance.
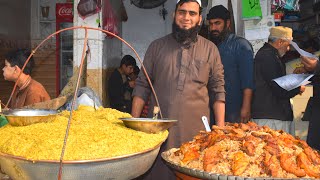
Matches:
[[56, 3, 73, 21]]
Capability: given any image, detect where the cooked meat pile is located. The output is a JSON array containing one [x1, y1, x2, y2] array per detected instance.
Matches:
[[167, 122, 320, 179]]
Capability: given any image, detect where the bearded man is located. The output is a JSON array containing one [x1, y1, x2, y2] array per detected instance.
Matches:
[[207, 5, 254, 124], [131, 0, 225, 179], [252, 26, 305, 135]]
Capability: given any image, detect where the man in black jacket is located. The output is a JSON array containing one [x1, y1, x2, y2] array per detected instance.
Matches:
[[252, 26, 305, 135], [108, 55, 136, 113], [300, 56, 320, 150]]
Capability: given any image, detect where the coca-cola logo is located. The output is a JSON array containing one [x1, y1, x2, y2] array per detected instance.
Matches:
[[58, 7, 73, 16]]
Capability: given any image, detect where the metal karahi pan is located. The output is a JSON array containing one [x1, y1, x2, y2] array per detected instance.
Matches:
[[161, 149, 311, 180], [0, 142, 163, 180]]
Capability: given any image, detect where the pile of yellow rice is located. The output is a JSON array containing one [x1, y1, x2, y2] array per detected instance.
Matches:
[[0, 106, 168, 161]]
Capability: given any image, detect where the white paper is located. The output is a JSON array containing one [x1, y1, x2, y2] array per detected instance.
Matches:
[[273, 74, 314, 91], [290, 41, 319, 60]]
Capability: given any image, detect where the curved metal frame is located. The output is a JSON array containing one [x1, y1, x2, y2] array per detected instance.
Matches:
[[3, 26, 164, 179]]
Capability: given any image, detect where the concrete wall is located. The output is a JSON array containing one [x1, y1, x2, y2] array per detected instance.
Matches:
[[103, 0, 123, 69], [121, 1, 174, 64], [0, 0, 31, 40], [121, 1, 211, 64]]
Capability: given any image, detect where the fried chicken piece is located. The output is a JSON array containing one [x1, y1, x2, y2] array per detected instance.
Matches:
[[213, 125, 246, 141], [263, 152, 282, 177], [232, 123, 240, 128], [304, 147, 320, 165], [275, 132, 300, 149], [251, 131, 272, 141], [213, 124, 242, 136], [266, 154, 282, 177], [263, 152, 271, 166], [296, 139, 309, 149], [193, 131, 209, 142], [242, 141, 256, 156], [193, 132, 211, 151], [239, 123, 251, 131], [242, 135, 262, 156], [264, 139, 280, 156], [231, 151, 250, 176], [203, 144, 224, 171], [180, 142, 200, 164], [297, 152, 320, 178], [206, 134, 228, 148], [231, 128, 246, 136], [280, 153, 306, 177], [245, 134, 261, 143], [244, 121, 261, 131], [211, 125, 226, 131]]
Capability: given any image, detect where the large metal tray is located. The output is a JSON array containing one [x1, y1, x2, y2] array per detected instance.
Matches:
[[161, 149, 310, 180], [1, 109, 58, 126], [0, 142, 163, 180]]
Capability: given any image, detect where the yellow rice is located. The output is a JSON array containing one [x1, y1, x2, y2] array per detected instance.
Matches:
[[0, 106, 168, 161]]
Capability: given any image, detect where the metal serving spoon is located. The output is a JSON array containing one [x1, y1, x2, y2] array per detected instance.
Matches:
[[201, 116, 211, 132]]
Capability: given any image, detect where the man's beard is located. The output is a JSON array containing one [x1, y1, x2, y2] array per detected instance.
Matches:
[[279, 50, 287, 57], [208, 27, 229, 46], [172, 22, 201, 48]]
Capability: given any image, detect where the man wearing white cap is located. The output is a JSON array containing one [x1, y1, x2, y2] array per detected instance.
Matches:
[[252, 26, 305, 135], [132, 0, 226, 179]]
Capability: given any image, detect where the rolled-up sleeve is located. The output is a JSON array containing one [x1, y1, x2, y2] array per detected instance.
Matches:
[[132, 42, 155, 102], [208, 45, 226, 103]]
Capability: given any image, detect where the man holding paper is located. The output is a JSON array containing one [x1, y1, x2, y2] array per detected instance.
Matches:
[[301, 56, 320, 75], [299, 56, 320, 150], [252, 26, 305, 135]]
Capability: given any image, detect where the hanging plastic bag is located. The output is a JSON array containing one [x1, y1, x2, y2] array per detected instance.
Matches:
[[77, 0, 101, 20], [61, 87, 103, 111], [272, 0, 300, 11], [284, 0, 300, 11], [102, 0, 119, 38]]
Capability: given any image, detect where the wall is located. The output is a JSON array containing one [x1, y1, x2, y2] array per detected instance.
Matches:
[[0, 0, 31, 40], [121, 0, 242, 64], [30, 0, 58, 99], [0, 0, 65, 106], [121, 1, 174, 65], [0, 0, 32, 105]]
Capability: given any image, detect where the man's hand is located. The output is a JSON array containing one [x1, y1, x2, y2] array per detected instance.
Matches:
[[240, 106, 251, 123], [293, 67, 307, 74], [241, 88, 253, 123], [301, 56, 318, 72], [300, 85, 306, 95], [128, 80, 136, 88]]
